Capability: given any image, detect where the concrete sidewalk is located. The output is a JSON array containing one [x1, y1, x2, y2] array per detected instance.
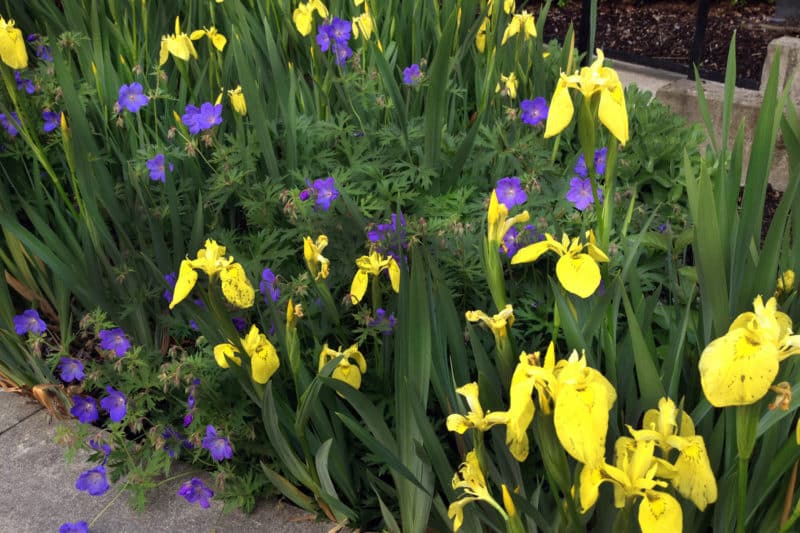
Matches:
[[0, 391, 334, 533]]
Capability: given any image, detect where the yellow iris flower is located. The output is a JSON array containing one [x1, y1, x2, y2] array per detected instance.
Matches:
[[487, 0, 515, 14], [578, 438, 683, 533], [552, 350, 617, 467], [293, 0, 329, 36], [213, 325, 280, 384], [511, 230, 609, 298], [349, 251, 400, 305], [775, 269, 796, 297], [475, 18, 489, 53], [352, 3, 375, 41], [699, 295, 800, 407], [448, 451, 504, 532], [303, 235, 330, 280], [169, 239, 255, 310], [626, 398, 717, 511], [190, 26, 227, 52], [228, 85, 247, 116], [159, 17, 198, 66], [0, 16, 27, 69], [543, 49, 629, 145], [446, 382, 508, 434], [495, 72, 518, 99], [501, 11, 536, 45], [465, 304, 514, 335], [319, 343, 366, 390], [487, 190, 530, 244]]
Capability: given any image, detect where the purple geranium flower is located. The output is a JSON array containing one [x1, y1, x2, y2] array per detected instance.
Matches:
[[178, 477, 214, 508], [59, 521, 89, 533], [89, 439, 112, 464], [330, 17, 351, 44], [117, 82, 149, 113], [37, 45, 53, 62], [368, 212, 407, 259], [501, 226, 520, 257], [100, 385, 127, 423], [403, 64, 423, 86], [495, 177, 527, 209], [202, 425, 233, 461], [231, 317, 247, 333], [42, 110, 62, 133], [181, 102, 223, 135], [0, 112, 20, 137], [75, 465, 109, 496], [574, 147, 608, 178], [565, 177, 602, 211], [164, 271, 177, 302], [58, 357, 85, 382], [333, 43, 352, 66], [70, 396, 99, 424], [259, 268, 281, 303], [316, 18, 352, 66], [313, 176, 339, 210], [13, 309, 47, 335], [368, 308, 396, 335], [520, 97, 548, 126], [15, 71, 35, 94], [98, 328, 131, 357], [146, 153, 173, 183]]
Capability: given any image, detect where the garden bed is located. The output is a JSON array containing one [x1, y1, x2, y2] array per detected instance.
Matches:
[[532, 0, 800, 86]]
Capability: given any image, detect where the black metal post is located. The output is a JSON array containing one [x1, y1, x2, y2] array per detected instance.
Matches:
[[578, 0, 591, 66], [689, 0, 712, 80]]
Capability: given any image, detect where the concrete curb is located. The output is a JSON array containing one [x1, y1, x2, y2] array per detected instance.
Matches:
[[0, 391, 335, 533]]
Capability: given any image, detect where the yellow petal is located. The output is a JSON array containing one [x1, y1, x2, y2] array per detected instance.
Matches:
[[638, 492, 682, 533], [543, 78, 574, 138], [251, 338, 280, 384], [554, 381, 612, 466], [213, 343, 241, 368], [505, 356, 538, 461], [220, 263, 255, 308], [555, 253, 602, 298], [446, 414, 473, 434], [510, 240, 551, 265], [671, 435, 717, 511], [501, 18, 520, 46], [388, 258, 401, 293], [169, 259, 198, 309], [598, 85, 629, 145], [332, 359, 362, 389], [210, 32, 227, 51], [578, 464, 607, 512], [0, 18, 28, 69], [189, 29, 205, 40], [349, 269, 369, 305], [159, 38, 169, 66], [293, 5, 313, 36], [698, 328, 780, 407]]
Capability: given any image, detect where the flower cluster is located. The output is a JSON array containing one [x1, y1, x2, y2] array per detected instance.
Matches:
[[213, 324, 280, 384], [181, 102, 223, 135], [70, 386, 127, 424], [565, 148, 608, 211], [319, 343, 366, 390], [15, 70, 34, 94], [178, 477, 214, 508], [367, 213, 407, 260], [316, 17, 352, 66], [183, 378, 200, 427], [169, 239, 255, 310]]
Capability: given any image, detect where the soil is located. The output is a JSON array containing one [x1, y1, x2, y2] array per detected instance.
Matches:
[[529, 0, 800, 87]]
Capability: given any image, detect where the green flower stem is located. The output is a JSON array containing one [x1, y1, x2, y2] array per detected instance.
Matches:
[[483, 237, 508, 311], [735, 403, 759, 533], [534, 415, 581, 529], [599, 140, 618, 250], [495, 331, 514, 387], [314, 279, 340, 326], [612, 500, 633, 533]]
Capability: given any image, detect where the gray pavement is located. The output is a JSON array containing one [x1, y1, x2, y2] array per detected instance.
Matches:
[[0, 391, 335, 533]]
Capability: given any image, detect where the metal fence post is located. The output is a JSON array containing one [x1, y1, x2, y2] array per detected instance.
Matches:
[[689, 0, 712, 80]]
